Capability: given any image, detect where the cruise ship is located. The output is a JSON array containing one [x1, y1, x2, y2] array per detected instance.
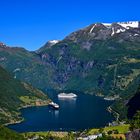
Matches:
[[58, 93, 77, 98], [49, 102, 59, 109]]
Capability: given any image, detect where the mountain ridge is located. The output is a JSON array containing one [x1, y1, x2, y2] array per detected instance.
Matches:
[[1, 20, 140, 118]]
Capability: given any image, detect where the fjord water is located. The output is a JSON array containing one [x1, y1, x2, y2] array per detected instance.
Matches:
[[8, 90, 114, 132]]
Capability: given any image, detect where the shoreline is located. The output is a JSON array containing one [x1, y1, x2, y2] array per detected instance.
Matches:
[[95, 93, 120, 101], [107, 106, 120, 122], [95, 93, 120, 122], [4, 118, 24, 126], [4, 102, 49, 127], [5, 93, 118, 132]]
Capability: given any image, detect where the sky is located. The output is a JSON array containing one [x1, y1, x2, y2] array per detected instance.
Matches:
[[0, 0, 140, 51]]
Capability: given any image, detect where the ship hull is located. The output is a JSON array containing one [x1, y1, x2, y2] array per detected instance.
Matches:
[[48, 102, 59, 109], [58, 93, 77, 98]]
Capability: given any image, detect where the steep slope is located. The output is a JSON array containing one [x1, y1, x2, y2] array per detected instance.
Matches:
[[0, 65, 49, 125], [37, 21, 140, 96], [0, 43, 50, 89]]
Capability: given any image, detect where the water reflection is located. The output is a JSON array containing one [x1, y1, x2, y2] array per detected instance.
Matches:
[[58, 97, 77, 109], [48, 108, 59, 118], [58, 97, 77, 101], [54, 110, 59, 117]]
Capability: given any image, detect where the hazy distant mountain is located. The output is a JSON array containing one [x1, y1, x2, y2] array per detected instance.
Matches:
[[1, 21, 140, 118]]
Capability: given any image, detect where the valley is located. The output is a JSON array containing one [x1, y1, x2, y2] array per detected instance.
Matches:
[[1, 21, 140, 119], [1, 21, 140, 140]]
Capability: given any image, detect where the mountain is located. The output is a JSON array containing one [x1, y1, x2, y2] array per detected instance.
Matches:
[[0, 65, 49, 125], [36, 21, 140, 95], [0, 42, 48, 89], [0, 21, 140, 118], [37, 40, 60, 52]]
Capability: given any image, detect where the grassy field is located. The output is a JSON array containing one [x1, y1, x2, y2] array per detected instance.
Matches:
[[23, 131, 70, 140], [104, 124, 130, 134], [87, 124, 130, 135], [20, 96, 38, 104], [25, 131, 68, 138]]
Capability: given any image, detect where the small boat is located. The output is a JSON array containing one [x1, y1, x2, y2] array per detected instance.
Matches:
[[58, 93, 77, 98], [49, 102, 59, 109]]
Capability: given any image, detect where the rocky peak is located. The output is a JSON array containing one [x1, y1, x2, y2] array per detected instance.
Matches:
[[48, 40, 60, 45], [37, 40, 60, 53], [88, 23, 107, 34], [65, 21, 140, 43], [0, 42, 7, 48]]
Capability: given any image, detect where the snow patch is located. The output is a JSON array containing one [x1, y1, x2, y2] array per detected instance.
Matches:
[[111, 28, 126, 36], [117, 21, 139, 29], [13, 68, 20, 73], [116, 28, 126, 33], [90, 24, 96, 33], [57, 56, 62, 63], [48, 40, 59, 45], [134, 34, 139, 36], [111, 27, 115, 36]]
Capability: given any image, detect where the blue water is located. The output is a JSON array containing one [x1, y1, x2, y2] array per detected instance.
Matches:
[[8, 91, 114, 132]]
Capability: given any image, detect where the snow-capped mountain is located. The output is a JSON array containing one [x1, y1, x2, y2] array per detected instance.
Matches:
[[48, 40, 60, 45], [65, 21, 140, 46], [117, 21, 140, 29], [37, 40, 60, 52], [103, 21, 140, 29]]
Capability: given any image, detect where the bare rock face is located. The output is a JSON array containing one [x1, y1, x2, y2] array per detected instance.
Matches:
[[126, 129, 140, 140]]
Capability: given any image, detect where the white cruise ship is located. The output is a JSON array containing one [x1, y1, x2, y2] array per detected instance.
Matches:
[[49, 102, 59, 109], [58, 93, 77, 98]]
